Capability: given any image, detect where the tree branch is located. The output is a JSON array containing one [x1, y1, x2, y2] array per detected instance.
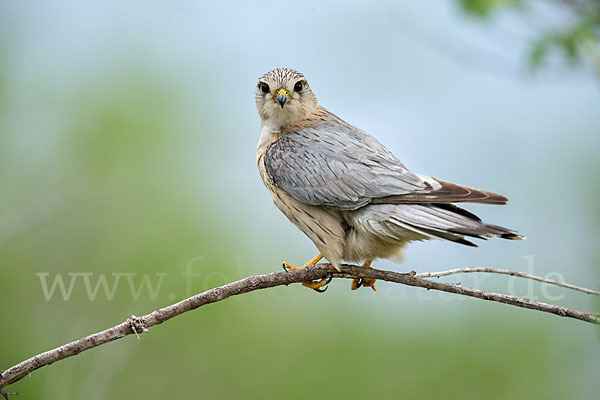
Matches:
[[1, 263, 598, 393], [415, 267, 600, 295]]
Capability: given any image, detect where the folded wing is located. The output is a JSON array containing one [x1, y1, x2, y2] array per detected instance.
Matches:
[[265, 111, 508, 210]]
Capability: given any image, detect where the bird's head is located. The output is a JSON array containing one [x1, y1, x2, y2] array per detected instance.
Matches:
[[255, 68, 318, 129]]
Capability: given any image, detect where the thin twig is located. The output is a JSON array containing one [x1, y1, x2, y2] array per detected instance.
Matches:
[[1, 263, 598, 392], [1, 390, 18, 400], [415, 267, 600, 295]]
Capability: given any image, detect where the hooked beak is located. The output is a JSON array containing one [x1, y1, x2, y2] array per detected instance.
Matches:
[[275, 88, 289, 108]]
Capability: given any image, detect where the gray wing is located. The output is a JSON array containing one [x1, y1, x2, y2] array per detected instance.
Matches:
[[265, 111, 507, 210]]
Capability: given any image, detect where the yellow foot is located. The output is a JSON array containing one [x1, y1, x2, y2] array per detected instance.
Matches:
[[302, 277, 331, 292], [282, 254, 331, 293], [361, 278, 377, 291], [350, 260, 377, 292], [281, 262, 300, 271]]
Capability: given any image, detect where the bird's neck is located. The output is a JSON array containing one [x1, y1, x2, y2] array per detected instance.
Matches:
[[280, 105, 330, 134]]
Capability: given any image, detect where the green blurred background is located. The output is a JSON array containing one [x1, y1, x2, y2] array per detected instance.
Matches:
[[1, 1, 599, 398]]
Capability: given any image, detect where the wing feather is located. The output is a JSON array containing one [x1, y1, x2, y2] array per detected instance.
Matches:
[[264, 107, 509, 210], [370, 179, 508, 205]]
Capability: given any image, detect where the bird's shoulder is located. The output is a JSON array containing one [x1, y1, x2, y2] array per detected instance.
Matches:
[[269, 106, 406, 172], [263, 106, 429, 209]]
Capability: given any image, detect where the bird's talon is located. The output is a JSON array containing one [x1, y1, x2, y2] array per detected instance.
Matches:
[[282, 261, 301, 271], [350, 278, 362, 290], [282, 255, 326, 291], [301, 276, 329, 291], [325, 274, 333, 284], [314, 285, 328, 293]]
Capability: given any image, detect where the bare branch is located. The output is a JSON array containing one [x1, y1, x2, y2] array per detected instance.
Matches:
[[1, 263, 598, 392], [416, 267, 600, 295]]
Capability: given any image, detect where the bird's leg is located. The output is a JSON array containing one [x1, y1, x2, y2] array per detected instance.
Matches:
[[282, 254, 330, 292], [351, 260, 376, 291]]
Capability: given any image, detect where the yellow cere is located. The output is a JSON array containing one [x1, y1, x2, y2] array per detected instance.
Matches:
[[275, 88, 289, 97]]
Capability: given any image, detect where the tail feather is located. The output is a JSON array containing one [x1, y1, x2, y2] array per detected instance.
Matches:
[[385, 203, 525, 246]]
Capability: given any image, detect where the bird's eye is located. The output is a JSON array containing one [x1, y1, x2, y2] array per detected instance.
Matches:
[[294, 81, 303, 92], [259, 82, 270, 94]]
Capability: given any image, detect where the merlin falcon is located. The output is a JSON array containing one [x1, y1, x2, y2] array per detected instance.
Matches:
[[255, 68, 523, 292]]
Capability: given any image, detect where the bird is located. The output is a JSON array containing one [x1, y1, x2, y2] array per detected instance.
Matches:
[[255, 67, 524, 292]]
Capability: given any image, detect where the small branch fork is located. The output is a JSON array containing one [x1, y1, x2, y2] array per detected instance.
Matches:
[[1, 263, 598, 394]]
